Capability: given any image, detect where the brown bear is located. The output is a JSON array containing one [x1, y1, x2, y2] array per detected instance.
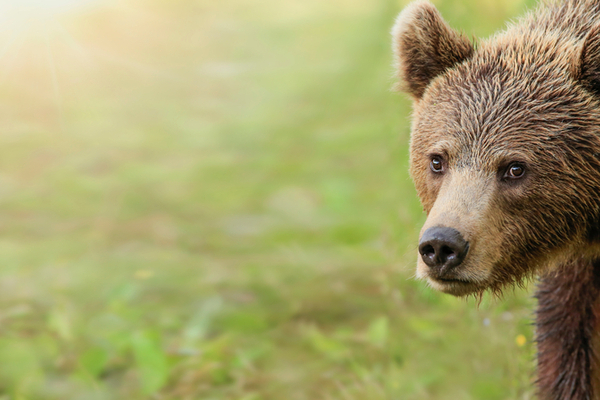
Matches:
[[392, 0, 600, 398]]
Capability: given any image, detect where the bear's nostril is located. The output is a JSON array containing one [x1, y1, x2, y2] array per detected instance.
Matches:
[[421, 244, 435, 258], [440, 245, 455, 261]]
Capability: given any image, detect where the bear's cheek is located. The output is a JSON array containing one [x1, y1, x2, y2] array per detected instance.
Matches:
[[413, 174, 441, 213], [408, 158, 443, 212], [478, 183, 579, 279]]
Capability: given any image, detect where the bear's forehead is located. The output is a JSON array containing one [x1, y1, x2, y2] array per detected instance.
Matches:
[[418, 52, 587, 144], [413, 33, 600, 165], [428, 32, 583, 111], [415, 87, 589, 165]]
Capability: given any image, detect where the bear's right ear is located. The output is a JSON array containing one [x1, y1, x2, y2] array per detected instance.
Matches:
[[392, 1, 474, 99]]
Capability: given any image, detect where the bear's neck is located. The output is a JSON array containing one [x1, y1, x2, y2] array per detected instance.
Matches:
[[535, 258, 600, 400]]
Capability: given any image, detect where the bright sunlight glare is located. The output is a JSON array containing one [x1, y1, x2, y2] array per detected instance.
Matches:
[[0, 0, 100, 24]]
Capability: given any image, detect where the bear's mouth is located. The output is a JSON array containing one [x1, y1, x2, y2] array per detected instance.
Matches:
[[436, 277, 470, 283], [427, 269, 472, 284], [427, 276, 479, 296]]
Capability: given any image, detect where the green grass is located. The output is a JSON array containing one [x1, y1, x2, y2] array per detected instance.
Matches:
[[0, 0, 539, 398]]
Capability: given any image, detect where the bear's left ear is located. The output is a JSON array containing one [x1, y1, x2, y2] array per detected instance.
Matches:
[[392, 1, 474, 99], [578, 23, 600, 96]]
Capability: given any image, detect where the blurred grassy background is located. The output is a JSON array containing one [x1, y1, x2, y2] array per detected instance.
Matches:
[[0, 0, 540, 399]]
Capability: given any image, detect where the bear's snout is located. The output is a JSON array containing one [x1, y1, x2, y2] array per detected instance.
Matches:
[[419, 226, 469, 276]]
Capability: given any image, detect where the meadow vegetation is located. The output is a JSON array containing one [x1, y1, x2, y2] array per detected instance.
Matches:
[[0, 0, 539, 398]]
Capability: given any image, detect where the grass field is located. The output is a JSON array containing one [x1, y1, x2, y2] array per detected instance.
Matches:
[[0, 0, 541, 398]]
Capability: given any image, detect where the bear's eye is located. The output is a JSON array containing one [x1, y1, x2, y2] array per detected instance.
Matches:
[[504, 163, 526, 179], [430, 156, 444, 173]]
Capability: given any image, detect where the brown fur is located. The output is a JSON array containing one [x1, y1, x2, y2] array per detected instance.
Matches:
[[392, 0, 600, 398], [536, 260, 600, 399]]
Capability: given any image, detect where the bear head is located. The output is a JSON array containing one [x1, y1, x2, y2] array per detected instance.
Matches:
[[393, 0, 600, 296]]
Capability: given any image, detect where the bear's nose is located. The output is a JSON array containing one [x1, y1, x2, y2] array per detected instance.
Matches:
[[418, 227, 469, 273]]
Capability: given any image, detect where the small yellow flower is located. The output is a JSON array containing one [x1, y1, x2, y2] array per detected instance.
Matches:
[[516, 334, 527, 347], [134, 270, 154, 280]]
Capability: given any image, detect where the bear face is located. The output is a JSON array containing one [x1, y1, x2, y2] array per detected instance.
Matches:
[[393, 0, 600, 296]]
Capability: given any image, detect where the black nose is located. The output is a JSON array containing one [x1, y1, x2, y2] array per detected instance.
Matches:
[[419, 227, 469, 272]]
